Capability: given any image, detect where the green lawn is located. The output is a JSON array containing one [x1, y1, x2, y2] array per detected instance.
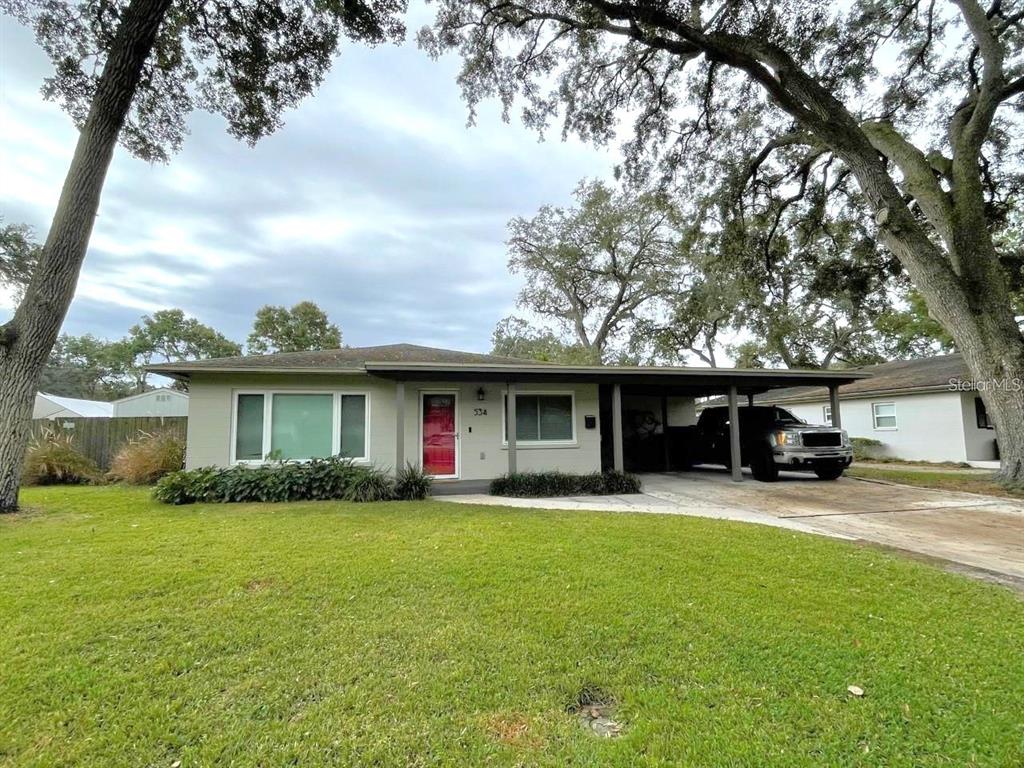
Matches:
[[848, 465, 1024, 499], [2, 487, 1022, 767]]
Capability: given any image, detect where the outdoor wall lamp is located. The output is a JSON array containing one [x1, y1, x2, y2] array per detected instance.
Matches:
[[476, 387, 486, 401]]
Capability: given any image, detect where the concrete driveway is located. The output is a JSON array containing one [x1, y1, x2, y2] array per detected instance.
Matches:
[[447, 468, 1024, 587]]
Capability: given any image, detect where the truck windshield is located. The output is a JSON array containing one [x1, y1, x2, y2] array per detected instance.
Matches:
[[774, 408, 805, 425]]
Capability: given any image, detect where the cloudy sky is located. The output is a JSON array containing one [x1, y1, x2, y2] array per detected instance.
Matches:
[[0, 4, 616, 353]]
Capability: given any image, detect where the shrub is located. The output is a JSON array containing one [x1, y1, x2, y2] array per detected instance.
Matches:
[[851, 437, 884, 462], [490, 470, 641, 498], [153, 458, 399, 505], [394, 463, 433, 501], [22, 430, 99, 486], [108, 431, 185, 485]]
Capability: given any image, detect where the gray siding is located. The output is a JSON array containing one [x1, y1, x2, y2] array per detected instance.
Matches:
[[184, 373, 602, 479]]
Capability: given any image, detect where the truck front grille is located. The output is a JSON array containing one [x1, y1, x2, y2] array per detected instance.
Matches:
[[802, 432, 842, 447]]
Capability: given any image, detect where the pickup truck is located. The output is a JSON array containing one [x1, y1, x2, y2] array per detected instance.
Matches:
[[689, 405, 853, 482]]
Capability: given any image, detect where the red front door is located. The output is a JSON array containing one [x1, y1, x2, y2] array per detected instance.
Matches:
[[422, 394, 457, 476]]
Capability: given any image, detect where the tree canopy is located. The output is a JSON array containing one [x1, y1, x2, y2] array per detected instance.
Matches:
[[500, 179, 680, 363], [4, 0, 407, 163], [0, 221, 41, 302], [247, 301, 343, 354]]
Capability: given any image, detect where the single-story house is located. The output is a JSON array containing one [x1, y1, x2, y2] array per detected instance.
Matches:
[[33, 392, 114, 420], [718, 354, 996, 464], [111, 388, 189, 417], [147, 344, 866, 486]]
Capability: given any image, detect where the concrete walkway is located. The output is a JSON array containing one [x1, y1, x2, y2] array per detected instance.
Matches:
[[445, 469, 1024, 586]]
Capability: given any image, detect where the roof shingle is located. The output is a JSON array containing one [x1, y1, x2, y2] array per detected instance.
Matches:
[[730, 354, 968, 404], [145, 343, 548, 373]]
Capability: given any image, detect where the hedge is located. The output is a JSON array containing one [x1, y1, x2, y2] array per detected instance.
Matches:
[[153, 458, 431, 505], [489, 470, 641, 498]]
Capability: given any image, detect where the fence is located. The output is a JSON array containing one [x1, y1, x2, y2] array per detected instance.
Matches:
[[30, 417, 188, 470]]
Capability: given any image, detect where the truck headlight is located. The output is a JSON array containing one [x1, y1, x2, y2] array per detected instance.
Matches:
[[842, 430, 850, 446], [773, 430, 798, 447]]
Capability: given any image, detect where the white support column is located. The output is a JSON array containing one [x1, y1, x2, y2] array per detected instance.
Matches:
[[612, 383, 624, 472], [829, 384, 842, 429], [727, 384, 743, 482], [507, 382, 517, 475], [395, 381, 405, 473]]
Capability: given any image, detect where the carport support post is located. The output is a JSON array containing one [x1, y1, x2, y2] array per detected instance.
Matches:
[[727, 384, 743, 482], [507, 383, 517, 475], [829, 384, 842, 429], [395, 381, 405, 472], [612, 384, 624, 472], [661, 395, 671, 471]]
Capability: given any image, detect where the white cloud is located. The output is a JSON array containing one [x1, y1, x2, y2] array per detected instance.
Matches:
[[0, 9, 614, 351]]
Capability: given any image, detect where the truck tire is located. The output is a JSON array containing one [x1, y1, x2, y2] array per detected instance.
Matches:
[[751, 448, 779, 482], [814, 465, 844, 480]]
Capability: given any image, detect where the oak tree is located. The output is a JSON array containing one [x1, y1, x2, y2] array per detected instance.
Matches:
[[0, 0, 406, 511], [501, 179, 680, 364], [423, 0, 1024, 482], [247, 301, 343, 354]]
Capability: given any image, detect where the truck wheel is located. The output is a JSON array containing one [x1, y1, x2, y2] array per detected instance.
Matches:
[[814, 466, 844, 480], [751, 448, 779, 482]]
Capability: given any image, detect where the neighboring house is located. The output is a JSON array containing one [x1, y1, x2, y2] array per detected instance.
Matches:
[[33, 393, 114, 420], [147, 344, 865, 486], [725, 354, 996, 464], [112, 388, 189, 418]]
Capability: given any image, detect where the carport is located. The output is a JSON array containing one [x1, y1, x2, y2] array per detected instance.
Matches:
[[368, 361, 868, 483], [593, 367, 867, 481]]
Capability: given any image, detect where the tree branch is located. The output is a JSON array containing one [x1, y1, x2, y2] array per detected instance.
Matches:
[[861, 120, 955, 247]]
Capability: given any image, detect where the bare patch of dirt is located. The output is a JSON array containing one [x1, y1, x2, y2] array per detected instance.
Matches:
[[483, 712, 543, 749]]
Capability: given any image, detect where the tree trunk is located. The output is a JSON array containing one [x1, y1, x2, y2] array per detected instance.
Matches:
[[933, 276, 1024, 484], [0, 0, 172, 513]]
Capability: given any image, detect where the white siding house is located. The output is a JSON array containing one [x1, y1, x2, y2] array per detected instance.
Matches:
[[754, 355, 998, 464], [111, 388, 189, 417], [33, 393, 114, 420]]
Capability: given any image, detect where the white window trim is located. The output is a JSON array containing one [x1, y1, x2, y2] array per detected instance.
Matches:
[[823, 404, 832, 425], [871, 401, 898, 431], [230, 389, 371, 464], [501, 390, 578, 447]]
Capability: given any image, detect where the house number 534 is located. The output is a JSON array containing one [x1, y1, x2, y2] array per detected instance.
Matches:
[[473, 408, 488, 416]]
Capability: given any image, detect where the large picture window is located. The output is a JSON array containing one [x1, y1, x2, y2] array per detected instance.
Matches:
[[232, 391, 368, 463], [503, 393, 575, 443]]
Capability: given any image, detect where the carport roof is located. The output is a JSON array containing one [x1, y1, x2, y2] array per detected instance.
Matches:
[[147, 343, 868, 394]]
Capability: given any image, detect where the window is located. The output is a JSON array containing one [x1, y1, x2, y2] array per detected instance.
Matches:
[[823, 405, 833, 426], [504, 393, 575, 443], [975, 397, 994, 430], [339, 394, 367, 457], [235, 394, 265, 461], [233, 391, 368, 463], [271, 394, 333, 460], [872, 402, 897, 430]]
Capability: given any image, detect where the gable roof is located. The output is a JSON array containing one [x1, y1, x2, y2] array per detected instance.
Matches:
[[146, 344, 546, 375], [713, 354, 968, 405], [37, 393, 114, 418], [112, 388, 189, 405]]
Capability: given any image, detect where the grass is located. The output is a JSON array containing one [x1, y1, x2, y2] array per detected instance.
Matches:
[[848, 465, 1024, 498], [1, 487, 1022, 767]]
